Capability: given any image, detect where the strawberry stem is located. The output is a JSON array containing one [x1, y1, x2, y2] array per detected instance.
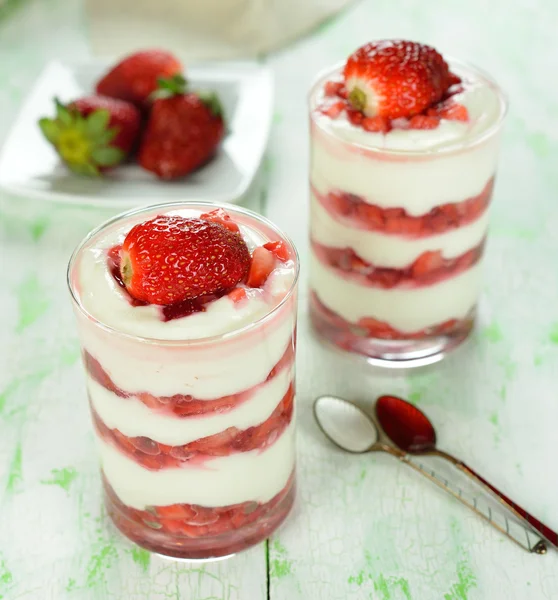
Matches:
[[348, 87, 366, 112], [156, 74, 188, 96], [120, 252, 133, 286], [196, 90, 224, 118]]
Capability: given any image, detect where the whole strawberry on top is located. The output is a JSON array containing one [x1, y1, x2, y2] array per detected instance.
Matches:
[[39, 96, 141, 176], [344, 40, 452, 119], [120, 214, 250, 305], [138, 76, 225, 180], [96, 49, 182, 109]]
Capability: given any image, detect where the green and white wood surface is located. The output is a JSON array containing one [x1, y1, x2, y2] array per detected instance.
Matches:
[[1, 0, 557, 598]]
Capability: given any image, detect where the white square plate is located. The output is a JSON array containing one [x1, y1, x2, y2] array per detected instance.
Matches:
[[0, 60, 273, 208]]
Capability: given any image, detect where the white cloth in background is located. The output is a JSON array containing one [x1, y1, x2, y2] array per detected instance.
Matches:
[[85, 0, 352, 60]]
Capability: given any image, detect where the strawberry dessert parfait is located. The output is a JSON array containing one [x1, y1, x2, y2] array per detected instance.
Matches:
[[68, 202, 299, 559], [309, 40, 507, 365]]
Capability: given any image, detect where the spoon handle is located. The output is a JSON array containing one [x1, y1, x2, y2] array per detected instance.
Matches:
[[431, 449, 557, 550], [458, 460, 557, 548], [395, 452, 547, 554]]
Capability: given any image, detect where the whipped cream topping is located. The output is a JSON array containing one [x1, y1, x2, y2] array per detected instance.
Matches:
[[72, 208, 297, 341], [311, 63, 505, 152]]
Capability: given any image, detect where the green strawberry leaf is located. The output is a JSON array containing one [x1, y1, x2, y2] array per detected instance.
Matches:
[[94, 128, 118, 146], [91, 146, 125, 167], [67, 161, 100, 177], [74, 114, 88, 135], [86, 109, 111, 136], [196, 90, 224, 119], [54, 98, 73, 126], [38, 118, 61, 144], [152, 74, 188, 99]]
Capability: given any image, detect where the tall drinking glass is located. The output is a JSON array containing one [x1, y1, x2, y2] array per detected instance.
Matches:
[[68, 202, 299, 559]]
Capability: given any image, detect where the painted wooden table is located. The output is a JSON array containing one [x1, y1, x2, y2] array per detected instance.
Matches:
[[1, 1, 557, 598]]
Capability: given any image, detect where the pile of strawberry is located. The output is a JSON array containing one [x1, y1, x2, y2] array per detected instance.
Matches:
[[318, 40, 469, 132], [38, 50, 225, 180], [111, 208, 289, 311]]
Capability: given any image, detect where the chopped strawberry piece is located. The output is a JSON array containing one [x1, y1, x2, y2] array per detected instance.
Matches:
[[200, 208, 240, 232], [456, 249, 477, 271], [156, 504, 196, 520], [327, 191, 353, 216], [107, 245, 122, 266], [411, 251, 444, 278], [263, 240, 290, 262], [184, 507, 220, 526], [428, 100, 469, 122], [409, 115, 440, 130], [362, 116, 390, 133], [228, 287, 247, 303], [112, 430, 136, 453], [354, 202, 384, 228], [347, 109, 364, 125], [130, 436, 161, 456], [447, 72, 462, 86], [438, 102, 469, 122], [137, 392, 162, 410], [358, 317, 398, 339], [324, 81, 345, 97], [186, 427, 239, 456], [159, 518, 186, 534], [373, 269, 402, 288], [321, 101, 345, 118], [247, 247, 276, 288], [396, 217, 423, 236]]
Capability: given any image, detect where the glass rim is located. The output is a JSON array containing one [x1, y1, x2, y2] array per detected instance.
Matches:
[[308, 56, 509, 158], [67, 200, 300, 347]]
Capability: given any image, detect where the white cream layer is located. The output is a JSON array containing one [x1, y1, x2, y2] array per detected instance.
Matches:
[[310, 251, 481, 331], [310, 144, 498, 216], [310, 193, 488, 268], [88, 366, 293, 446], [99, 421, 296, 509], [82, 317, 294, 398]]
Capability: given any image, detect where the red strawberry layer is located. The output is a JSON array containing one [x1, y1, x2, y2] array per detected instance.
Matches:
[[315, 178, 493, 237], [91, 383, 294, 470], [104, 471, 294, 542], [312, 240, 485, 289], [83, 339, 294, 417], [310, 291, 472, 341]]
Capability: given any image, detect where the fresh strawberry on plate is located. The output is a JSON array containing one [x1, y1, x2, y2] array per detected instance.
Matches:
[[96, 49, 183, 109], [138, 75, 225, 180], [38, 96, 141, 176]]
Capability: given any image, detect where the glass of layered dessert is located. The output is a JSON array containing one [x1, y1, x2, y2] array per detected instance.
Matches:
[[68, 202, 299, 560], [309, 40, 507, 366]]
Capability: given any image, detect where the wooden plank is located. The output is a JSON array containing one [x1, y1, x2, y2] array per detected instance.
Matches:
[[264, 0, 558, 597]]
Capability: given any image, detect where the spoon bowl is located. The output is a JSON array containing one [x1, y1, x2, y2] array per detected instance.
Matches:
[[375, 395, 436, 453], [313, 395, 378, 453]]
